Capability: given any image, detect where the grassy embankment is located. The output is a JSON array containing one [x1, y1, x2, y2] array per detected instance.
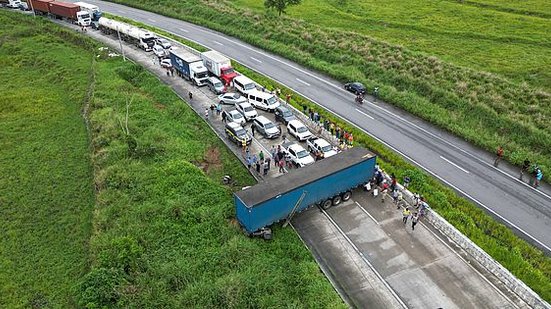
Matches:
[[0, 11, 344, 308], [0, 11, 96, 307], [105, 10, 551, 302], [107, 0, 551, 181]]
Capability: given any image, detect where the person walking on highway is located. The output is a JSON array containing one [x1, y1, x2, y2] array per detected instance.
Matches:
[[519, 159, 530, 180], [251, 124, 255, 137], [188, 91, 193, 100], [494, 146, 504, 167], [402, 207, 411, 224], [411, 212, 419, 231], [222, 111, 227, 123]]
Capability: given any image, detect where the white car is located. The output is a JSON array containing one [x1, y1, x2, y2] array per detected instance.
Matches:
[[155, 38, 172, 49], [222, 109, 246, 126], [306, 137, 338, 159], [287, 120, 312, 141], [160, 58, 172, 68], [218, 92, 247, 106], [153, 45, 167, 58], [282, 142, 315, 168], [236, 102, 258, 122]]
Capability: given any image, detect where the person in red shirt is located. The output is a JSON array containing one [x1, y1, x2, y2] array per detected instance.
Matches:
[[494, 146, 504, 167]]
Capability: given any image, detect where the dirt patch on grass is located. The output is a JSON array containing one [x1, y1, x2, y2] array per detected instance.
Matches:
[[197, 147, 222, 173]]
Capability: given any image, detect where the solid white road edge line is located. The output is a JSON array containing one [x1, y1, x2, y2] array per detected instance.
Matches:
[[321, 209, 408, 309], [420, 221, 522, 308], [355, 201, 379, 225], [440, 156, 470, 174]]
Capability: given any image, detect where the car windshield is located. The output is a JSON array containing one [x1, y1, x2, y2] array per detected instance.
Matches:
[[282, 110, 293, 117], [244, 106, 254, 112], [265, 122, 275, 129], [233, 113, 243, 119], [81, 13, 90, 19], [244, 83, 255, 90], [232, 93, 241, 99], [297, 150, 308, 158], [235, 128, 247, 136], [196, 72, 208, 79], [321, 145, 332, 152], [267, 96, 277, 105], [297, 126, 308, 133], [214, 82, 223, 87]]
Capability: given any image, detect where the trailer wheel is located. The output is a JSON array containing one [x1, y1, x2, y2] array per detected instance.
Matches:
[[321, 199, 332, 210], [332, 195, 342, 206], [342, 191, 352, 201]]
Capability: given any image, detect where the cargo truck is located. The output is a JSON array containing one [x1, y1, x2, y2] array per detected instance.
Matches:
[[235, 147, 376, 238], [48, 1, 90, 26], [74, 1, 101, 21], [200, 50, 238, 87], [169, 48, 209, 86], [97, 17, 155, 51], [28, 0, 51, 15]]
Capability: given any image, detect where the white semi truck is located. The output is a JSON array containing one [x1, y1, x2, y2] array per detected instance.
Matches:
[[97, 17, 155, 51], [74, 1, 102, 21]]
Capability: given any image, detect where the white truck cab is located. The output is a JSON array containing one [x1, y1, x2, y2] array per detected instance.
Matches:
[[76, 11, 92, 27], [5, 0, 21, 8]]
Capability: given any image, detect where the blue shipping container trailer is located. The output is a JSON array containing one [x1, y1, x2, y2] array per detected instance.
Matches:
[[235, 147, 377, 235]]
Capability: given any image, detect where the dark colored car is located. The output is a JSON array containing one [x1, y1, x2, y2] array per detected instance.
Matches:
[[274, 105, 296, 124], [344, 82, 366, 95]]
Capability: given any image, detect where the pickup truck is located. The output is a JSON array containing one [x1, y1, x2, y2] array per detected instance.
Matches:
[[306, 137, 338, 159], [281, 141, 314, 168]]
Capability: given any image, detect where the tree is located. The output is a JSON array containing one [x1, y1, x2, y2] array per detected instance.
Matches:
[[264, 0, 301, 16]]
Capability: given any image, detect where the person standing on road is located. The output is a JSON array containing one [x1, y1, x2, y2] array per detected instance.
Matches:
[[204, 108, 209, 119], [402, 207, 411, 224], [222, 111, 227, 123], [286, 93, 292, 104], [263, 160, 269, 175], [216, 103, 222, 116], [494, 146, 504, 167], [380, 181, 389, 203], [278, 158, 285, 173], [251, 124, 255, 137], [188, 91, 193, 100], [411, 212, 419, 231], [259, 150, 264, 162], [270, 146, 277, 166], [520, 159, 530, 180]]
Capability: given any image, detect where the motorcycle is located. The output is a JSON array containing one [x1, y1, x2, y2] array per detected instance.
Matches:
[[355, 95, 364, 105]]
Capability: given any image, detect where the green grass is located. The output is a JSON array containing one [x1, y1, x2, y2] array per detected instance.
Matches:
[[0, 11, 96, 307], [0, 11, 344, 308]]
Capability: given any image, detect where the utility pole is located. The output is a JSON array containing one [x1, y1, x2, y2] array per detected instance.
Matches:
[[28, 0, 36, 17], [116, 26, 126, 62]]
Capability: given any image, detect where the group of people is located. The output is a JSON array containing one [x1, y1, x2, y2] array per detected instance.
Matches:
[[364, 166, 428, 231], [244, 149, 271, 176], [494, 146, 544, 188]]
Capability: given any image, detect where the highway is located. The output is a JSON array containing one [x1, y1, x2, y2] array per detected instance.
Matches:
[[78, 0, 551, 254]]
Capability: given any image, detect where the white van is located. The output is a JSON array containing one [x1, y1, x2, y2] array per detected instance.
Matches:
[[247, 89, 280, 112], [232, 75, 256, 94]]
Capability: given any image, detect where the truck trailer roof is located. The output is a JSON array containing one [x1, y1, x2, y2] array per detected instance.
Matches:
[[201, 50, 230, 63], [171, 48, 201, 63], [236, 147, 375, 208]]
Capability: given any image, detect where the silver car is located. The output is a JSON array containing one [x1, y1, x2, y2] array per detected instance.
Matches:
[[218, 92, 247, 106]]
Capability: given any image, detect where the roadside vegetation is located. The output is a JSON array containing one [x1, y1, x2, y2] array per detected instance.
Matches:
[[0, 11, 344, 307], [108, 13, 551, 302], [107, 0, 551, 181], [0, 11, 95, 307]]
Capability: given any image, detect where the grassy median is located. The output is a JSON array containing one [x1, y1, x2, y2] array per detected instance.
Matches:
[[0, 10, 345, 308]]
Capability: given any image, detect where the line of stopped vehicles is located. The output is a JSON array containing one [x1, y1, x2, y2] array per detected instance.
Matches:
[[11, 1, 379, 238]]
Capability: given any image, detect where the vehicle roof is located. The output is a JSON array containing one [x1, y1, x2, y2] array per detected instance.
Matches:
[[351, 82, 365, 88], [288, 143, 306, 152], [170, 48, 201, 63], [233, 75, 254, 83], [208, 76, 221, 82], [228, 109, 241, 115], [226, 121, 241, 129], [50, 1, 79, 8], [288, 119, 305, 127], [235, 147, 375, 207], [313, 138, 330, 147], [238, 102, 253, 107], [276, 105, 291, 112], [255, 115, 272, 123]]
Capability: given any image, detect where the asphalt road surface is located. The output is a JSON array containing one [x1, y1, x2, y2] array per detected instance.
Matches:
[[76, 0, 551, 254]]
